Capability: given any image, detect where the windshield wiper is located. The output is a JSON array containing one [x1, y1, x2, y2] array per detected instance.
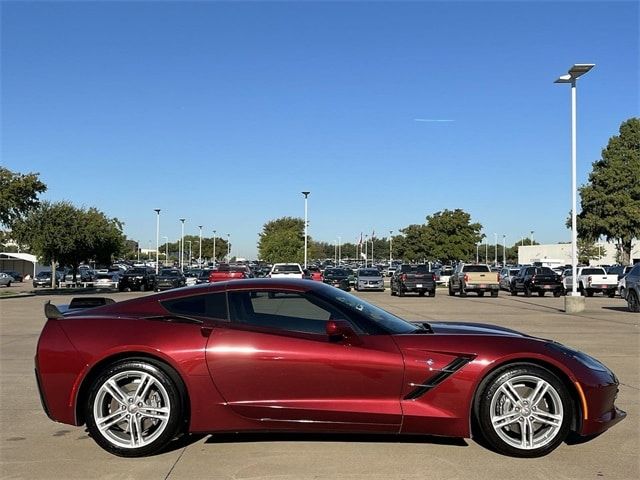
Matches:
[[412, 322, 433, 334]]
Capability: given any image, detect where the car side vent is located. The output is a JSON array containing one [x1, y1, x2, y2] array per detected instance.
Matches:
[[404, 356, 473, 400]]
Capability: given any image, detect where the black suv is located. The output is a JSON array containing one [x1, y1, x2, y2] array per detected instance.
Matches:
[[510, 266, 563, 297], [118, 267, 157, 292]]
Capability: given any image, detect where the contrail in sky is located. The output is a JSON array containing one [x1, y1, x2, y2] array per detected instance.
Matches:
[[414, 118, 455, 122]]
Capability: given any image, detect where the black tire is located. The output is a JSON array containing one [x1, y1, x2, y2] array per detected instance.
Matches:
[[418, 291, 425, 297], [586, 289, 594, 297], [390, 284, 396, 296], [553, 290, 562, 298], [478, 291, 485, 297], [140, 283, 146, 292], [628, 290, 640, 313], [538, 291, 545, 297], [475, 363, 572, 458], [6, 281, 10, 287], [459, 284, 467, 297], [85, 359, 185, 457], [428, 290, 436, 297], [510, 287, 517, 296], [448, 283, 455, 296], [398, 286, 405, 297], [524, 285, 531, 297], [491, 290, 498, 298], [607, 290, 616, 298]]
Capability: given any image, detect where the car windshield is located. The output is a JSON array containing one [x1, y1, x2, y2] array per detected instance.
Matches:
[[464, 265, 491, 272], [359, 269, 380, 276], [273, 265, 301, 273], [314, 286, 420, 334], [128, 268, 147, 275], [161, 269, 180, 276], [582, 268, 605, 275]]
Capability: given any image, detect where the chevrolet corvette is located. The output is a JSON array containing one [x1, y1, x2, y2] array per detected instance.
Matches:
[[35, 279, 625, 457]]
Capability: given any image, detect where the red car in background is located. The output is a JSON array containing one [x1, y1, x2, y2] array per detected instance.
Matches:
[[304, 266, 324, 281], [208, 263, 252, 283], [35, 279, 625, 458]]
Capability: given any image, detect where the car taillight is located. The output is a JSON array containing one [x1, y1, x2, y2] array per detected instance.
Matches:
[[497, 273, 500, 282], [587, 276, 592, 284], [464, 274, 469, 282], [432, 273, 436, 281], [532, 275, 536, 283]]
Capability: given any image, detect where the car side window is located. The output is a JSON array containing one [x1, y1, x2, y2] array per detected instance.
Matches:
[[228, 290, 352, 335], [161, 292, 228, 321]]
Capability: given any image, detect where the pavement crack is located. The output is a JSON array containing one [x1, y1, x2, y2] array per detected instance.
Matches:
[[164, 445, 187, 480]]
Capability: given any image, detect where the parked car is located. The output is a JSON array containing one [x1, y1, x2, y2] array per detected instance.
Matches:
[[435, 266, 454, 287], [390, 264, 436, 297], [209, 264, 253, 283], [498, 268, 520, 291], [1, 271, 23, 282], [156, 268, 186, 291], [449, 264, 499, 297], [269, 263, 304, 279], [606, 265, 634, 280], [510, 266, 563, 297], [93, 272, 120, 290], [36, 279, 626, 458], [623, 263, 640, 312], [322, 267, 352, 291], [563, 267, 618, 297], [355, 268, 385, 291], [118, 267, 157, 292], [32, 270, 64, 288], [0, 272, 13, 287], [303, 266, 324, 281]]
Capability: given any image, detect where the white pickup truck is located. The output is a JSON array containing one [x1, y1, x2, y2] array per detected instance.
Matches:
[[563, 267, 618, 297], [268, 263, 304, 279]]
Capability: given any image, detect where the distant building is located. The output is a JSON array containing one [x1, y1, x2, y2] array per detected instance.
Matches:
[[517, 241, 640, 266]]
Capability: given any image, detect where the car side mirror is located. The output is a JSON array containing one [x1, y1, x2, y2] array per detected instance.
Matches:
[[326, 319, 359, 344]]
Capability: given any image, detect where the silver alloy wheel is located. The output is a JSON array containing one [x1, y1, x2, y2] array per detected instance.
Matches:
[[93, 370, 171, 449], [489, 374, 564, 450]]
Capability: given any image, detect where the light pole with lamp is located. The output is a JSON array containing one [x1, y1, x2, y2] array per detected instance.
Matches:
[[187, 240, 192, 265], [179, 218, 185, 270], [302, 192, 310, 269], [154, 209, 161, 274], [198, 225, 203, 267], [476, 242, 480, 263], [338, 236, 341, 265], [530, 230, 535, 245], [555, 63, 595, 311], [227, 233, 230, 261], [494, 233, 498, 266], [503, 234, 507, 266], [364, 235, 368, 267], [389, 230, 393, 264]]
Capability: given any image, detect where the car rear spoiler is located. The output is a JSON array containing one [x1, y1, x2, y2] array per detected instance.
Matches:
[[44, 297, 116, 319]]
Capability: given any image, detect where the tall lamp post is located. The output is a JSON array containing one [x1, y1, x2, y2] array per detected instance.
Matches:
[[530, 230, 535, 245], [389, 230, 393, 264], [227, 233, 230, 261], [187, 241, 192, 265], [198, 225, 203, 266], [503, 234, 507, 266], [494, 233, 498, 266], [212, 230, 216, 265], [154, 209, 161, 274], [338, 236, 342, 265], [555, 63, 595, 302], [179, 218, 185, 270], [302, 191, 310, 268]]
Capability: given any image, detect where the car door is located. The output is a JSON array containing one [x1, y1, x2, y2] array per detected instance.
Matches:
[[205, 288, 405, 431]]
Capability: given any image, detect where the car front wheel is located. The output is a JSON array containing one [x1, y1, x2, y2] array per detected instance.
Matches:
[[628, 290, 640, 313], [476, 364, 571, 458], [85, 360, 184, 457]]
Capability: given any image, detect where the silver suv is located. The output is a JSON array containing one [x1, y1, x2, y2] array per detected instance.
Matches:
[[624, 263, 640, 312]]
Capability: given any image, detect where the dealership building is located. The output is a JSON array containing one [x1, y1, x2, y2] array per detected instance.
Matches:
[[518, 241, 640, 266]]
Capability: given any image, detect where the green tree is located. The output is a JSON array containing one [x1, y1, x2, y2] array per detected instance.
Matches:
[[394, 224, 428, 262], [12, 201, 126, 285], [423, 209, 484, 262], [258, 217, 304, 263], [577, 238, 604, 265], [576, 118, 640, 265], [0, 167, 47, 228]]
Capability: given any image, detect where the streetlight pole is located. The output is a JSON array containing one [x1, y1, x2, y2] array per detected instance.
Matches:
[[227, 233, 230, 261], [338, 236, 341, 265], [476, 243, 479, 263], [212, 230, 216, 265], [179, 218, 185, 270], [364, 235, 368, 267], [494, 233, 498, 266], [530, 230, 534, 245], [389, 230, 393, 264], [503, 234, 507, 266], [198, 225, 203, 267], [555, 63, 595, 300], [154, 209, 161, 274], [187, 241, 192, 264], [302, 192, 310, 269]]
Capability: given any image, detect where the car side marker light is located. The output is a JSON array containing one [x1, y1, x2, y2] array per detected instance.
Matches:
[[574, 381, 588, 420]]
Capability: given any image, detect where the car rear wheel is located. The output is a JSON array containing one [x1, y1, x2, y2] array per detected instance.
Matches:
[[524, 285, 532, 297], [538, 291, 545, 297], [448, 283, 455, 296], [491, 290, 498, 298], [477, 291, 485, 297], [476, 364, 571, 458], [586, 289, 594, 297], [429, 290, 436, 297], [85, 360, 184, 457], [553, 290, 562, 298], [628, 290, 640, 313]]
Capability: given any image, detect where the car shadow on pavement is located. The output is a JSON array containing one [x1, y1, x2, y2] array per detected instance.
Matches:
[[204, 431, 468, 447], [601, 306, 632, 313]]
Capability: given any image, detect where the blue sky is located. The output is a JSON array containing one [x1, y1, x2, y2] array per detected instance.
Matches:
[[2, 1, 638, 259]]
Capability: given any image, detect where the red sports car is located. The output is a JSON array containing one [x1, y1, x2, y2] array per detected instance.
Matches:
[[35, 279, 625, 458]]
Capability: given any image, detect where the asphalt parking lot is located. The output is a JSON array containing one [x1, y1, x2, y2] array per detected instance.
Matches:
[[1, 288, 638, 480]]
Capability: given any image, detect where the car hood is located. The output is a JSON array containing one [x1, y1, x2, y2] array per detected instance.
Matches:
[[426, 321, 530, 337]]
